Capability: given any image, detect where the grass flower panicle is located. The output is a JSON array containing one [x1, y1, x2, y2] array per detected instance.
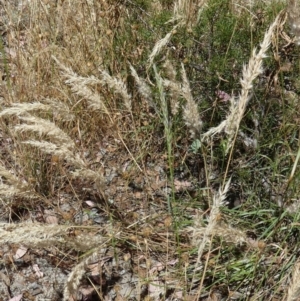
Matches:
[[0, 1, 298, 300]]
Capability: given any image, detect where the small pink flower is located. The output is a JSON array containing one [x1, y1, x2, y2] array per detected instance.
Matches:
[[216, 90, 231, 102]]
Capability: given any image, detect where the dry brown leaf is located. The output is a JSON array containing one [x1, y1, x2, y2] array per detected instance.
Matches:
[[44, 209, 59, 224], [134, 191, 142, 199], [14, 246, 28, 260], [0, 271, 10, 286], [79, 286, 94, 298], [167, 259, 178, 265], [45, 215, 58, 224], [207, 292, 222, 301], [88, 256, 111, 276], [149, 278, 165, 300], [149, 262, 164, 274], [8, 294, 23, 301], [172, 291, 183, 299], [88, 262, 100, 276]]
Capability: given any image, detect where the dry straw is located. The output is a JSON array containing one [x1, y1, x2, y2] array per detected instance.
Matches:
[[0, 100, 75, 122], [170, 0, 207, 27], [0, 221, 114, 300], [129, 64, 153, 105], [0, 222, 108, 251], [63, 249, 105, 301], [148, 0, 207, 69], [191, 178, 231, 286], [180, 63, 203, 137], [163, 59, 177, 81], [162, 60, 181, 116], [0, 101, 103, 186], [52, 56, 111, 117], [0, 164, 34, 200], [202, 14, 281, 152], [15, 115, 74, 148], [162, 78, 181, 115], [100, 70, 132, 112], [286, 261, 300, 301], [0, 102, 51, 117], [43, 98, 75, 122], [148, 28, 177, 69], [53, 56, 132, 115], [188, 221, 248, 247]]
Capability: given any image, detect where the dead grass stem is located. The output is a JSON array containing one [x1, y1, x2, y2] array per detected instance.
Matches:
[[190, 178, 231, 290], [287, 261, 300, 301], [202, 13, 281, 152], [181, 63, 203, 137]]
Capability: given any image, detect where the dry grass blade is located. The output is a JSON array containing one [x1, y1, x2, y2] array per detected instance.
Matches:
[[0, 100, 74, 122], [154, 65, 169, 131], [286, 261, 300, 301]]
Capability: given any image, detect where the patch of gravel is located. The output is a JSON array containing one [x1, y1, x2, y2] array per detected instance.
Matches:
[[0, 249, 68, 301]]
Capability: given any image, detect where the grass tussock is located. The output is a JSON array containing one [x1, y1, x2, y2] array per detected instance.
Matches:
[[1, 0, 300, 300]]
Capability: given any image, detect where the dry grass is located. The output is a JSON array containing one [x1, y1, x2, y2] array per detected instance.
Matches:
[[1, 0, 300, 300], [202, 12, 281, 153], [286, 261, 300, 301]]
